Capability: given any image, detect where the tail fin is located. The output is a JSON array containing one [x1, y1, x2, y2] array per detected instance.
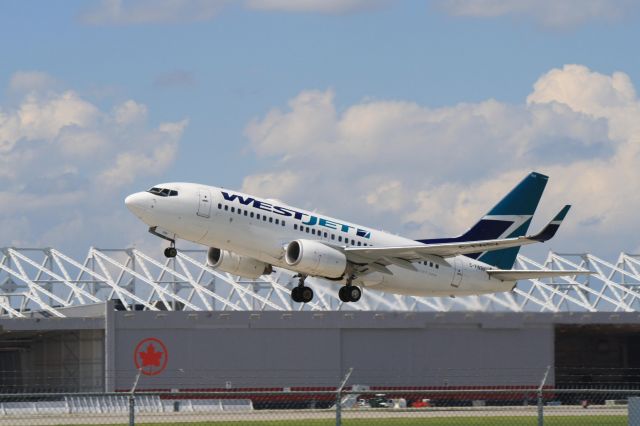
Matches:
[[417, 172, 548, 269]]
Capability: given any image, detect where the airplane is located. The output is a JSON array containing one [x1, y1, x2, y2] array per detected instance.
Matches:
[[124, 172, 590, 303]]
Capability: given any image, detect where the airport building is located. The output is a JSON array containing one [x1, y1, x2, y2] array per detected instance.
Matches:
[[1, 248, 640, 393]]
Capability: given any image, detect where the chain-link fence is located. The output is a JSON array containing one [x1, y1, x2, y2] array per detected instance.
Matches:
[[0, 388, 638, 425]]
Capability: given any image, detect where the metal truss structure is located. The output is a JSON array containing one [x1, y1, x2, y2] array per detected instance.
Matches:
[[1, 247, 640, 317]]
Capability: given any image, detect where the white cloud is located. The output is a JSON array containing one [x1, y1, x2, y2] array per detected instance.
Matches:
[[0, 71, 186, 254], [79, 0, 227, 25], [113, 100, 148, 125], [436, 0, 638, 28], [8, 71, 57, 93], [245, 0, 391, 14], [97, 119, 186, 189], [79, 0, 391, 25], [242, 65, 640, 257]]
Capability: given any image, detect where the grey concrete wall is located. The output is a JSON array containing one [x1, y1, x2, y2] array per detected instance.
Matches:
[[111, 311, 556, 390]]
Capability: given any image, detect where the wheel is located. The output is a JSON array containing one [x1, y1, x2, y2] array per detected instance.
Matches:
[[348, 286, 362, 302], [338, 286, 350, 303], [164, 247, 177, 258], [291, 286, 302, 303], [300, 286, 314, 303]]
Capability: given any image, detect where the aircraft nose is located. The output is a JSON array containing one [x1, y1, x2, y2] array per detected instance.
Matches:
[[125, 192, 152, 217]]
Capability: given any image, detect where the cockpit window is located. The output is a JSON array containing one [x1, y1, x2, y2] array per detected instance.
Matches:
[[147, 187, 178, 197]]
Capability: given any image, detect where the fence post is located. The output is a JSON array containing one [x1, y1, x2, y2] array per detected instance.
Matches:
[[537, 365, 551, 426], [129, 368, 142, 426], [128, 395, 135, 426], [336, 367, 353, 426]]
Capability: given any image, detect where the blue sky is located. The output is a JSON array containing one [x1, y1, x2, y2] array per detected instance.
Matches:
[[1, 0, 640, 260]]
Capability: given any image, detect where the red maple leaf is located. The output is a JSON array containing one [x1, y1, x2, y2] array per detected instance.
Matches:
[[139, 343, 163, 367]]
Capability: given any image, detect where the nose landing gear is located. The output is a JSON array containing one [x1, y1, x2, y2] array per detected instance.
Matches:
[[164, 241, 178, 258], [164, 247, 177, 258], [290, 275, 314, 303], [149, 227, 178, 258]]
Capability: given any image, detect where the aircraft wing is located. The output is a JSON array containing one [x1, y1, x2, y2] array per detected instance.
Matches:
[[486, 269, 592, 281], [344, 205, 572, 267]]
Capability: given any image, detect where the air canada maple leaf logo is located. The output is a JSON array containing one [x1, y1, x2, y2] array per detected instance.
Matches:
[[134, 338, 168, 376]]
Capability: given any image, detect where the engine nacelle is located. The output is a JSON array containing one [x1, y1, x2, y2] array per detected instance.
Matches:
[[285, 239, 347, 278], [207, 248, 272, 279]]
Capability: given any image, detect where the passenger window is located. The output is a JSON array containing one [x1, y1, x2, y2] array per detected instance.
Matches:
[[324, 232, 328, 238], [218, 203, 222, 209], [357, 241, 361, 246], [250, 212, 254, 218], [275, 219, 279, 225], [429, 262, 433, 267], [269, 217, 273, 223], [224, 205, 228, 211], [238, 208, 242, 214], [244, 211, 248, 216], [338, 236, 342, 242], [351, 239, 355, 245], [282, 221, 285, 226], [257, 214, 260, 220], [294, 224, 298, 230], [306, 227, 310, 233], [331, 234, 335, 240], [436, 264, 439, 269], [264, 216, 267, 221], [311, 229, 316, 235], [231, 207, 235, 213]]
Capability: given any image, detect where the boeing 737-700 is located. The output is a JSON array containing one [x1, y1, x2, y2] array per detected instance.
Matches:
[[125, 172, 589, 303]]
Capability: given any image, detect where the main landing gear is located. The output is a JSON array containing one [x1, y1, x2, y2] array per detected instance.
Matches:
[[291, 275, 314, 303], [338, 275, 361, 303]]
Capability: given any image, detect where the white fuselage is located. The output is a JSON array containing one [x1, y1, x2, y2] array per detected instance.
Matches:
[[125, 183, 514, 297]]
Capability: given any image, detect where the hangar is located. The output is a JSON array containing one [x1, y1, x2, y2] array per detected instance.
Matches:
[[1, 247, 640, 393]]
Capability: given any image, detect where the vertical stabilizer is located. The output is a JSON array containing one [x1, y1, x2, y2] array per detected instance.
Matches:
[[417, 172, 548, 269]]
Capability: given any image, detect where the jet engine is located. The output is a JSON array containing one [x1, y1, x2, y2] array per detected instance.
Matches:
[[285, 239, 347, 278], [207, 248, 272, 279]]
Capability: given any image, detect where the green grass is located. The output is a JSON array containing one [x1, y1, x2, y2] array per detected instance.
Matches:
[[63, 414, 626, 426]]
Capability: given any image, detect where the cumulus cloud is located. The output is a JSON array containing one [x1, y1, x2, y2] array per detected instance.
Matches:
[[242, 64, 640, 258], [436, 0, 638, 28], [0, 71, 186, 253]]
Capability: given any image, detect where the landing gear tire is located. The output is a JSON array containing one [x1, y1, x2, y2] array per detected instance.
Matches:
[[291, 286, 313, 303], [291, 287, 302, 303], [338, 286, 350, 303], [164, 247, 177, 258], [339, 285, 361, 303], [300, 286, 313, 303]]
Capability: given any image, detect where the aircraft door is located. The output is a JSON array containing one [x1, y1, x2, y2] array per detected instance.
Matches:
[[197, 189, 211, 218], [451, 257, 463, 288]]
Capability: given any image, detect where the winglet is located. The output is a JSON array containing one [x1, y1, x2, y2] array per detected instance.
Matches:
[[530, 205, 571, 242]]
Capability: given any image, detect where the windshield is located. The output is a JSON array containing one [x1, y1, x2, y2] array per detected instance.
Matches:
[[147, 187, 178, 197]]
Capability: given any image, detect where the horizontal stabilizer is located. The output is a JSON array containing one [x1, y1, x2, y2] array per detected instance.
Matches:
[[344, 205, 574, 265], [487, 269, 592, 281]]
